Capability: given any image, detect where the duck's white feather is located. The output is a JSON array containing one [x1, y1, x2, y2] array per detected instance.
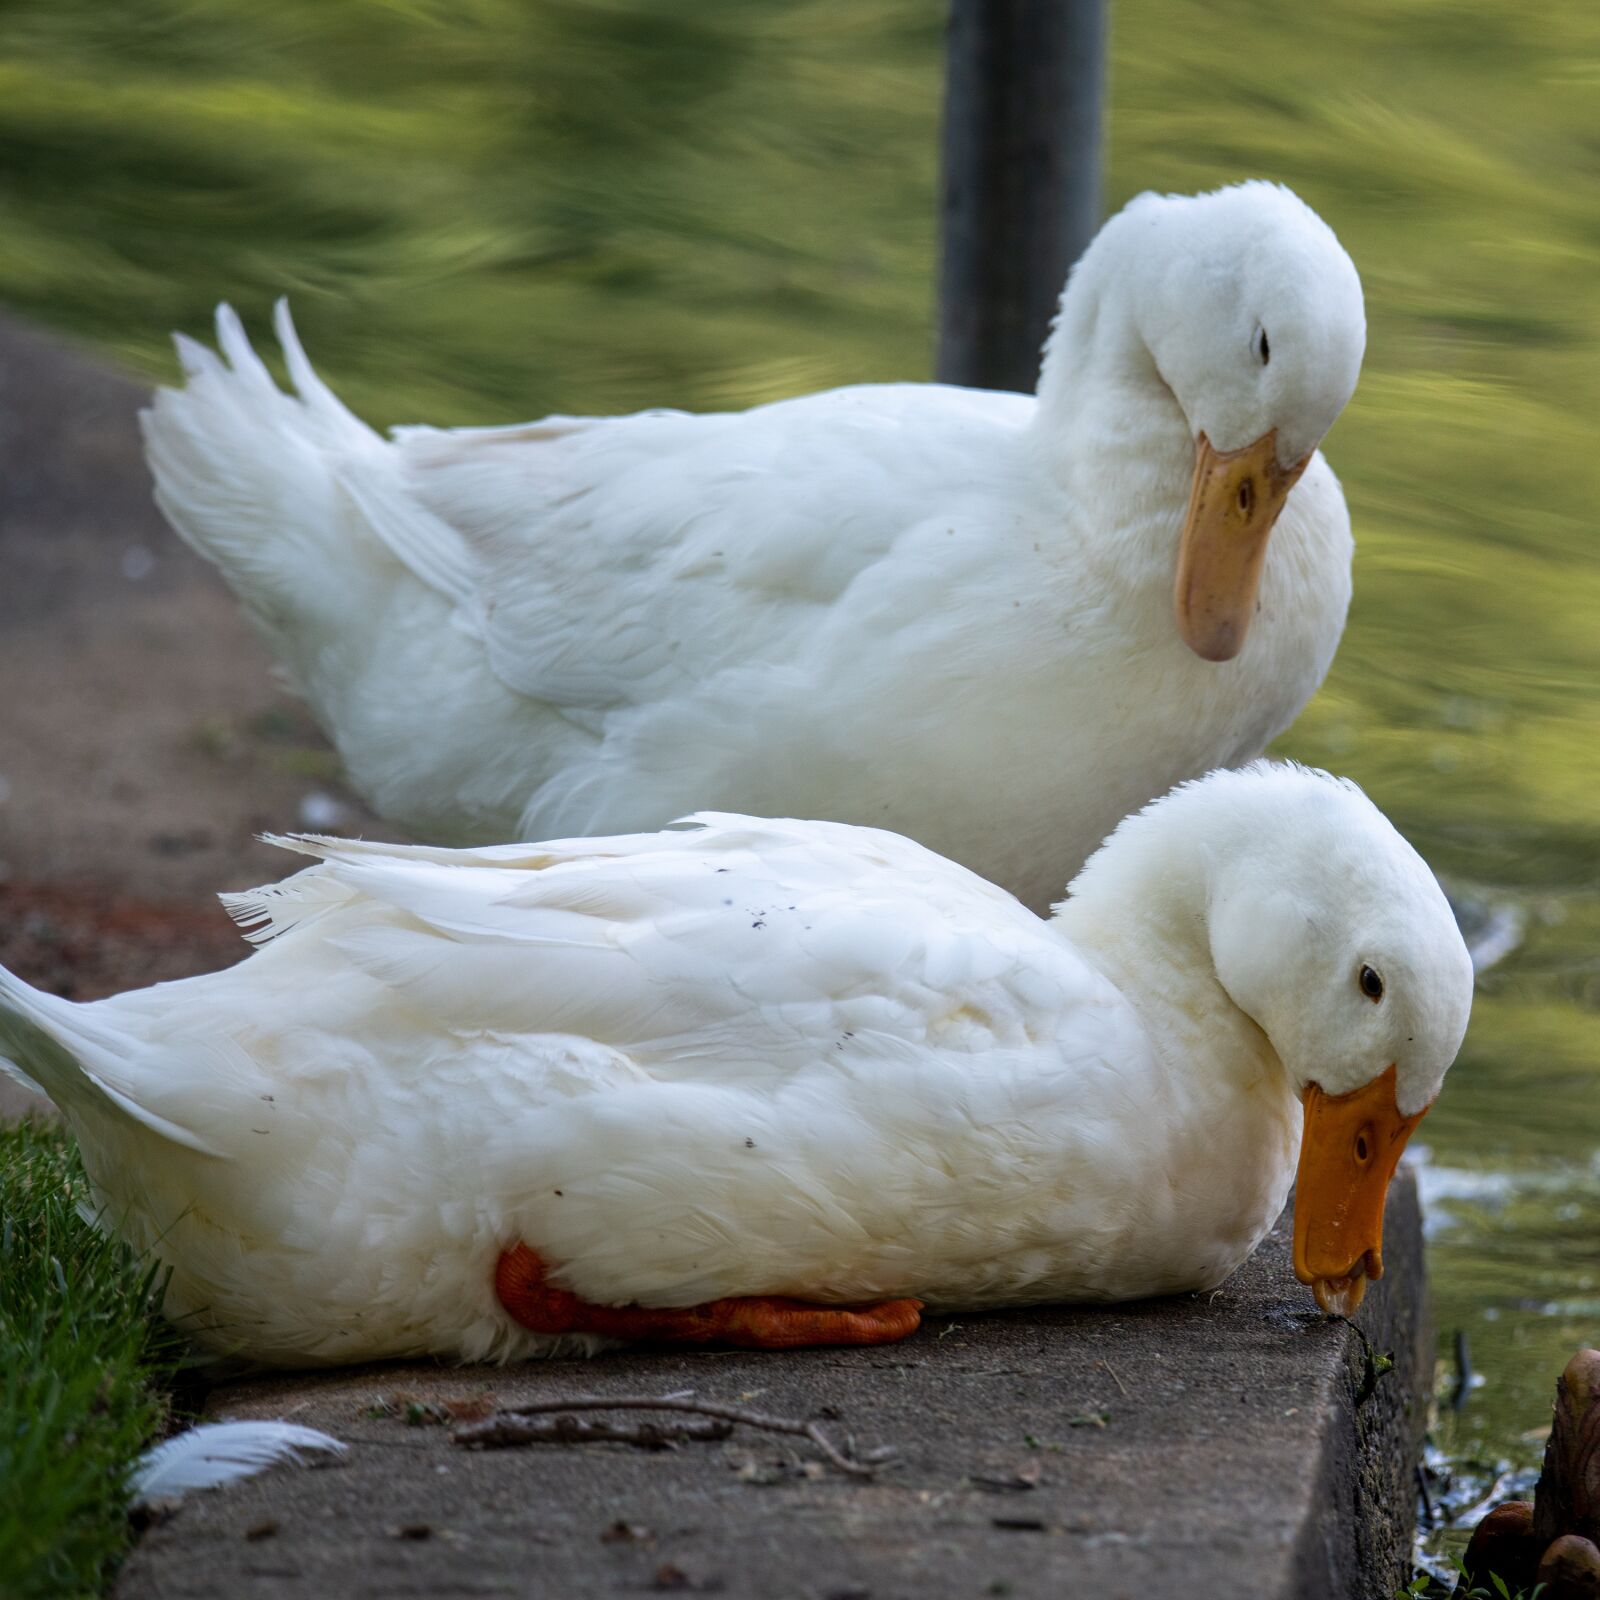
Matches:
[[0, 970, 221, 1155], [130, 1421, 346, 1507]]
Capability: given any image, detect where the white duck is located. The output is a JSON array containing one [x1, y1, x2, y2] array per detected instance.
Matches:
[[0, 763, 1470, 1367], [141, 183, 1365, 911]]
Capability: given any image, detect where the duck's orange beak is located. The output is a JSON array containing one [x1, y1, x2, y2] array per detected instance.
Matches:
[[1174, 430, 1311, 662], [1293, 1064, 1430, 1316]]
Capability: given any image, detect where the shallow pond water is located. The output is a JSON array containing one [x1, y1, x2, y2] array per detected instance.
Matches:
[[1, 0, 1595, 1548]]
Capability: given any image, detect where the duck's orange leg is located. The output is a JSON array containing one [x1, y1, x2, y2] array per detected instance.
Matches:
[[495, 1243, 922, 1349]]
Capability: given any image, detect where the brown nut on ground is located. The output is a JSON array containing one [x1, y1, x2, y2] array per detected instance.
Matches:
[[1457, 1500, 1537, 1598], [1535, 1533, 1600, 1600]]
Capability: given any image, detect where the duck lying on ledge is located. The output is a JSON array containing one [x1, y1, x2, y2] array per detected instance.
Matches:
[[141, 182, 1364, 912], [0, 763, 1470, 1367]]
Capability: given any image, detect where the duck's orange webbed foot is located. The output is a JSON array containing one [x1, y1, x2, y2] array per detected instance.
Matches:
[[495, 1243, 922, 1349]]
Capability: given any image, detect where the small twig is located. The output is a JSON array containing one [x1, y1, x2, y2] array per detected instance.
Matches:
[[1096, 1360, 1129, 1398], [455, 1414, 732, 1451], [460, 1393, 892, 1477], [1336, 1316, 1395, 1407]]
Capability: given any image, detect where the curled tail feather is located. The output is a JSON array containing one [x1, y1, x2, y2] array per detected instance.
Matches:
[[140, 303, 391, 646], [140, 301, 479, 657]]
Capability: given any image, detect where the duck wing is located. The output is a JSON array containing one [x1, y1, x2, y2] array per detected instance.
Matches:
[[262, 819, 1155, 1315], [265, 813, 1113, 1078], [374, 384, 1030, 716]]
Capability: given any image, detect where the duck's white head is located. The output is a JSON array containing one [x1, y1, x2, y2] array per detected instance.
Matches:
[[1063, 761, 1471, 1315], [1044, 182, 1366, 662]]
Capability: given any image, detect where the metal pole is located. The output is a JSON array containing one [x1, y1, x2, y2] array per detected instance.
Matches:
[[935, 0, 1107, 393]]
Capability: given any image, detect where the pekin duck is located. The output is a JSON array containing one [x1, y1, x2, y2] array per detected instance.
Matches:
[[141, 183, 1365, 911], [0, 763, 1469, 1366]]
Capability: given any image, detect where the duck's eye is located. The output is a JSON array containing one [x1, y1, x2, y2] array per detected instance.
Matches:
[[1253, 326, 1270, 366], [1358, 964, 1384, 1002]]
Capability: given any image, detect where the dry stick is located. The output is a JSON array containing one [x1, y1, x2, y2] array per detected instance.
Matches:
[[1096, 1359, 1129, 1398], [456, 1414, 733, 1451], [458, 1394, 892, 1477]]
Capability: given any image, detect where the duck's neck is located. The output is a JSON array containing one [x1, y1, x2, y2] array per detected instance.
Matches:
[[1027, 244, 1195, 596], [1049, 815, 1289, 1120], [1047, 825, 1302, 1292]]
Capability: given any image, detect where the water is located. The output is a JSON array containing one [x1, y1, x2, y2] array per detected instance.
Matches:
[[1, 0, 1596, 1545]]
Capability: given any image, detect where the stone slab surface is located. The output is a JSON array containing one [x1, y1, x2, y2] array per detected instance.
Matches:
[[115, 1178, 1428, 1600]]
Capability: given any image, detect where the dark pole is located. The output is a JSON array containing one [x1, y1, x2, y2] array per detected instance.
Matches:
[[935, 0, 1107, 394]]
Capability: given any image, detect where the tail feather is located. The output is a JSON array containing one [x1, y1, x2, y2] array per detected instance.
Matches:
[[0, 1015, 45, 1099], [213, 302, 281, 395], [140, 301, 479, 657], [0, 966, 76, 1102], [0, 967, 220, 1156], [139, 303, 390, 652], [273, 298, 352, 425]]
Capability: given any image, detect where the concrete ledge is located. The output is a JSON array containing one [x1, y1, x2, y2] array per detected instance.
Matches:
[[115, 1174, 1426, 1600]]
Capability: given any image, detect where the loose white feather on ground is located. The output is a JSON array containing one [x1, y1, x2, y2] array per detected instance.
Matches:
[[130, 1421, 347, 1508]]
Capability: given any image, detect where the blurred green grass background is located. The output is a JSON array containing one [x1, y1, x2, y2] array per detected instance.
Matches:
[[0, 0, 1595, 1497]]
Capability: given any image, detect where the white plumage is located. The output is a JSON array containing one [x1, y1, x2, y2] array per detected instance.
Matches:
[[0, 764, 1471, 1367], [130, 1421, 346, 1508], [141, 183, 1365, 909]]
